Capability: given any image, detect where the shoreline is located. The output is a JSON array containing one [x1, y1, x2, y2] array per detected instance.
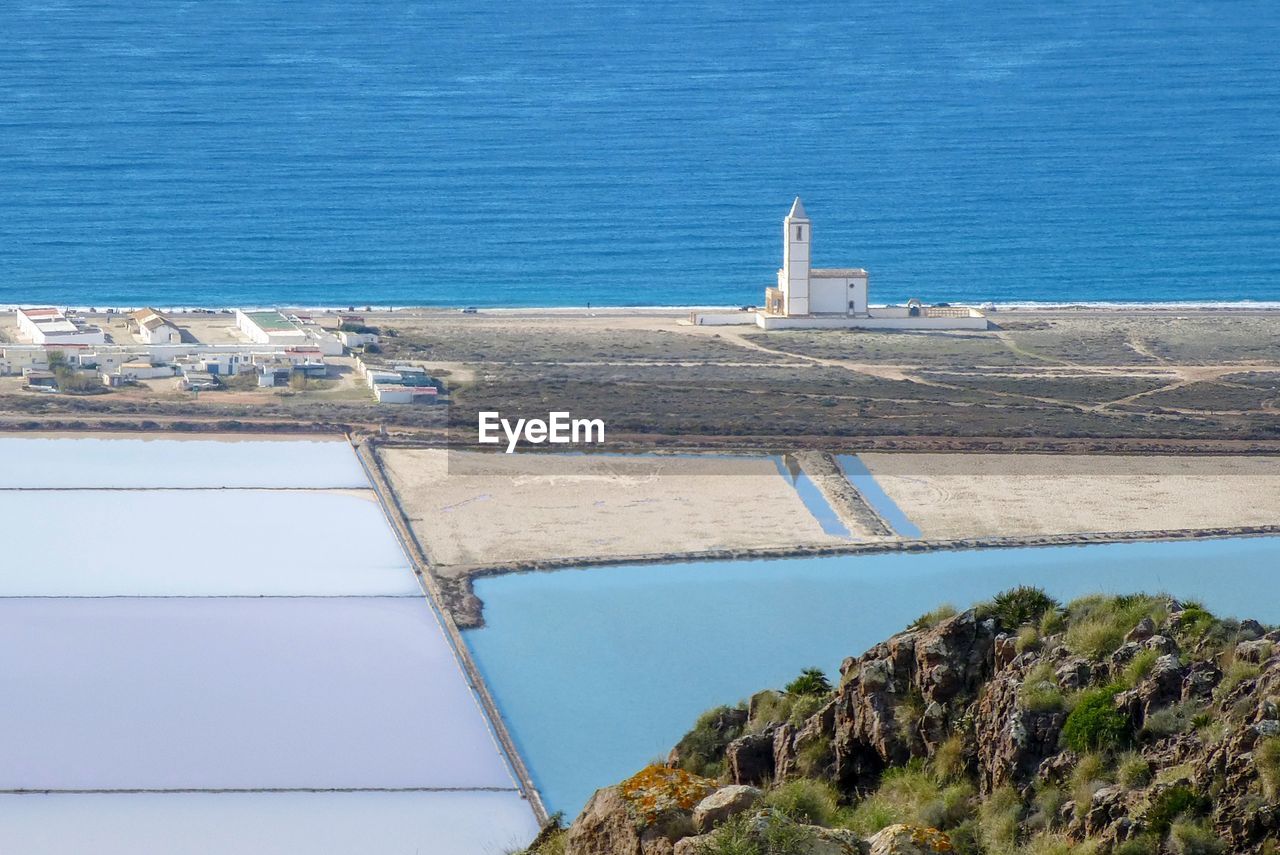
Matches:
[[450, 524, 1280, 630], [7, 301, 1280, 315]]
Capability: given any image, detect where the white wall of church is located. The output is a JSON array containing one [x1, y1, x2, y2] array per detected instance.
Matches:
[[809, 281, 850, 314]]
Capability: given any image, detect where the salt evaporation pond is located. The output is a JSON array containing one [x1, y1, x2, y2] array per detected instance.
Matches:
[[0, 791, 536, 855], [466, 536, 1280, 816], [0, 436, 367, 488], [0, 436, 539, 853], [0, 489, 416, 596]]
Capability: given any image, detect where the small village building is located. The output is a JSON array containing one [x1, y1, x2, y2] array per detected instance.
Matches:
[[336, 330, 379, 348], [130, 308, 181, 345], [235, 309, 344, 355], [23, 369, 57, 389], [0, 347, 50, 376], [177, 367, 219, 391], [373, 384, 439, 404], [235, 310, 308, 347], [15, 307, 106, 345]]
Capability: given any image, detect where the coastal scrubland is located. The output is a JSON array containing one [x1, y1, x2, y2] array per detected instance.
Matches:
[[524, 589, 1280, 854], [2, 308, 1277, 449]]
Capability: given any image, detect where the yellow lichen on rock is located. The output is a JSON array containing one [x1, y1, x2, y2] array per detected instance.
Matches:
[[867, 823, 953, 855], [619, 765, 717, 826]]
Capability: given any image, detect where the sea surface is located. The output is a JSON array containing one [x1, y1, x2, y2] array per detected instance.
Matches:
[[465, 537, 1280, 816], [2, 2, 1278, 308]]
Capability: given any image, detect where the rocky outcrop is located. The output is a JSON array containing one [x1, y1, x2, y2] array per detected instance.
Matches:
[[866, 824, 952, 855], [691, 785, 760, 833], [549, 601, 1280, 855]]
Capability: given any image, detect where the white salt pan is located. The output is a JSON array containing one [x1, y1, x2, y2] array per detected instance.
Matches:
[[0, 598, 516, 791], [0, 791, 539, 855], [0, 490, 417, 596], [0, 437, 367, 488]]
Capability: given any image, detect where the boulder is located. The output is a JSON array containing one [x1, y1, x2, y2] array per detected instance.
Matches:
[[1182, 660, 1221, 699], [726, 732, 775, 785], [866, 823, 953, 855], [1125, 617, 1156, 643], [810, 826, 868, 855], [563, 787, 644, 855], [673, 834, 713, 855], [692, 785, 761, 833], [1236, 639, 1275, 665], [1239, 619, 1266, 641]]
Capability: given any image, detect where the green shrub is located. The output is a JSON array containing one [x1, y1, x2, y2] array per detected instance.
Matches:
[[931, 733, 967, 784], [1020, 663, 1066, 713], [763, 779, 841, 826], [787, 693, 826, 728], [1167, 819, 1225, 855], [1070, 753, 1111, 810], [748, 691, 795, 732], [1016, 626, 1042, 653], [1258, 736, 1280, 800], [909, 603, 958, 631], [844, 765, 975, 836], [1061, 688, 1129, 753], [1173, 606, 1218, 644], [1064, 595, 1165, 660], [693, 813, 757, 855], [1112, 836, 1160, 855], [1144, 785, 1210, 837], [672, 705, 746, 778], [1117, 752, 1152, 789], [796, 736, 833, 778], [1215, 661, 1260, 699], [1039, 608, 1067, 638], [1024, 786, 1066, 833], [785, 668, 832, 697], [977, 785, 1023, 855], [1121, 648, 1160, 688], [1141, 701, 1202, 739], [988, 586, 1060, 630]]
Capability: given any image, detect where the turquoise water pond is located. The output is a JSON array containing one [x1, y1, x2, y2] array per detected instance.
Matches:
[[464, 537, 1280, 816]]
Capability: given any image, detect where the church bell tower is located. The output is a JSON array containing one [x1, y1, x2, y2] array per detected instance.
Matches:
[[782, 197, 811, 315]]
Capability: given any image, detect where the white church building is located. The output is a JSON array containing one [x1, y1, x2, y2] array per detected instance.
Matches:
[[690, 198, 988, 330]]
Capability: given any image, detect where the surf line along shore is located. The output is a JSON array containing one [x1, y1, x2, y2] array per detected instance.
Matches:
[[350, 435, 549, 826]]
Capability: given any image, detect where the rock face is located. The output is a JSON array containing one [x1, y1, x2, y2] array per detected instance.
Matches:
[[691, 785, 760, 833], [553, 603, 1280, 855], [866, 824, 953, 855], [564, 766, 717, 855]]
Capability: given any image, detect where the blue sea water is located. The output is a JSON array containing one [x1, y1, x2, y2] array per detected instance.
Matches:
[[1, 2, 1278, 308], [465, 537, 1280, 816]]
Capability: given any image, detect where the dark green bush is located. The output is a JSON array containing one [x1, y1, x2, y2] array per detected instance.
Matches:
[[785, 668, 832, 697], [1061, 688, 1130, 753], [1144, 785, 1210, 837], [987, 586, 1060, 630]]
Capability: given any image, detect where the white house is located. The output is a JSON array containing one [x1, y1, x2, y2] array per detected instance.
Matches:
[[130, 308, 181, 345], [15, 307, 106, 345]]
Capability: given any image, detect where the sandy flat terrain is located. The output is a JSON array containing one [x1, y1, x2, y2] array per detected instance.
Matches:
[[379, 448, 858, 572], [860, 453, 1280, 538]]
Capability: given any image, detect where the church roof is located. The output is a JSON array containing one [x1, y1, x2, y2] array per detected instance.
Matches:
[[787, 197, 808, 219], [811, 268, 868, 277]]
